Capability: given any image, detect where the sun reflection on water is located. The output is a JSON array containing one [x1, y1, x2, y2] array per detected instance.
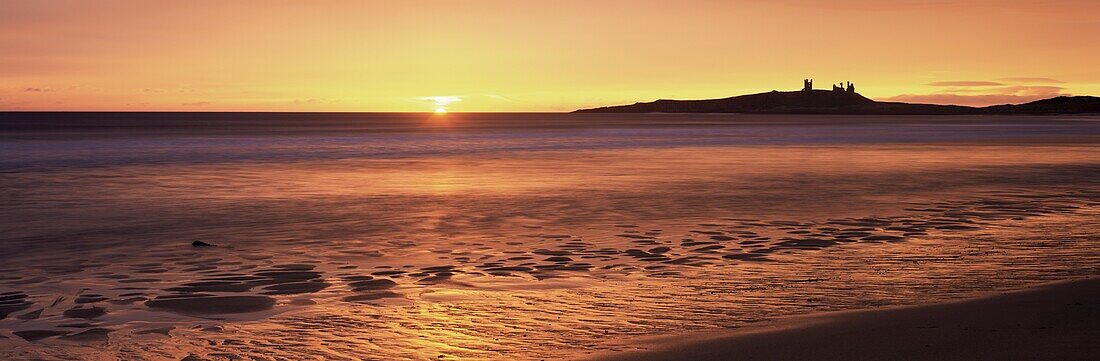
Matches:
[[0, 142, 1096, 360]]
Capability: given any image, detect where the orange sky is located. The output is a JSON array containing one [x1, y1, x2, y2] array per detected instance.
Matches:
[[2, 1, 1098, 112]]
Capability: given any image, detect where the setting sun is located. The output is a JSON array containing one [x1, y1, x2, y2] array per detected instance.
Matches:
[[0, 2, 1097, 360], [424, 96, 461, 114]]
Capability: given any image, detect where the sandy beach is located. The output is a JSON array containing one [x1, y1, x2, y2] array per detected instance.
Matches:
[[1, 114, 1097, 359], [4, 1, 1100, 359], [591, 278, 1100, 361]]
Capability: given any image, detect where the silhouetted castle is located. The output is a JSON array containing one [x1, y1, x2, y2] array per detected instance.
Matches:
[[576, 79, 1100, 114], [803, 79, 855, 93]]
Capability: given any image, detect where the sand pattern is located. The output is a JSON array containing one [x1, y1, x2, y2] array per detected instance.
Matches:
[[1, 116, 1098, 359], [0, 189, 1096, 359]]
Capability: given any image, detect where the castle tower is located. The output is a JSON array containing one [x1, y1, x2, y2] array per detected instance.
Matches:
[[803, 79, 813, 91], [846, 82, 855, 93]]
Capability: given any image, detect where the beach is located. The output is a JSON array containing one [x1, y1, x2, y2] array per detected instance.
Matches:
[[591, 278, 1100, 360], [4, 0, 1099, 359], [0, 113, 1097, 360]]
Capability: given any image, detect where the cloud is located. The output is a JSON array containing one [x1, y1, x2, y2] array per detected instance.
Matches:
[[880, 94, 1055, 107], [882, 76, 1072, 107], [996, 77, 1064, 83], [181, 101, 210, 106], [485, 94, 516, 102], [926, 81, 1003, 87], [420, 96, 462, 106], [23, 87, 52, 92], [417, 96, 462, 111], [292, 98, 340, 104], [991, 85, 1065, 95], [880, 85, 1067, 106]]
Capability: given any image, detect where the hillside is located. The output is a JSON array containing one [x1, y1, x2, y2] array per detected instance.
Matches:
[[574, 89, 1100, 115], [985, 96, 1100, 114]]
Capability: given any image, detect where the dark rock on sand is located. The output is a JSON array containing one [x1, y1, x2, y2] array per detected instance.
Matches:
[[0, 291, 32, 320], [270, 263, 317, 271], [691, 245, 725, 252], [252, 270, 322, 282], [348, 279, 397, 291], [60, 327, 111, 343], [343, 291, 401, 302], [64, 306, 107, 319], [161, 266, 330, 296], [774, 238, 838, 250], [261, 281, 330, 295], [371, 270, 407, 276], [861, 235, 905, 242], [167, 281, 256, 293], [17, 308, 43, 320], [486, 266, 534, 272], [74, 294, 109, 303], [146, 294, 276, 315], [191, 240, 215, 247], [416, 272, 454, 284], [13, 329, 69, 341], [136, 327, 174, 336], [723, 253, 770, 261], [648, 246, 671, 254]]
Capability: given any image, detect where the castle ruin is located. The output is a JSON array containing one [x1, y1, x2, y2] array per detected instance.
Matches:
[[804, 79, 855, 93]]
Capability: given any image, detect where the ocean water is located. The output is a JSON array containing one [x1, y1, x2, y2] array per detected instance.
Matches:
[[1, 113, 1098, 360]]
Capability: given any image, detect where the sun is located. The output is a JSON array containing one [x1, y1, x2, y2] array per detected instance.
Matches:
[[423, 96, 460, 114]]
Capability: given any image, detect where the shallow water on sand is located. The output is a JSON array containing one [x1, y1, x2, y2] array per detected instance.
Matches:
[[1, 113, 1098, 360]]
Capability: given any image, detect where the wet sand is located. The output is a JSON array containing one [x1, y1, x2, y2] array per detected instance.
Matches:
[[591, 278, 1100, 361], [1, 114, 1097, 359]]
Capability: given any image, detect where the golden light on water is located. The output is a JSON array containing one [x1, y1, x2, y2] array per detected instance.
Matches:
[[1, 130, 1097, 359]]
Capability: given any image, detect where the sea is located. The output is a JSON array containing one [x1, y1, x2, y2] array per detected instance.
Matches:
[[1, 112, 1098, 360]]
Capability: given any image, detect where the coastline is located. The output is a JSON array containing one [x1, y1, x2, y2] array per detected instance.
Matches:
[[584, 278, 1100, 361], [1, 114, 1096, 359]]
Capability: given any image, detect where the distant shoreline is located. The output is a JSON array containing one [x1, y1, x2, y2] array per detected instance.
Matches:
[[575, 88, 1100, 115], [584, 278, 1100, 361]]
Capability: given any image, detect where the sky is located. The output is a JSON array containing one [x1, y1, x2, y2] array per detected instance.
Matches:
[[2, 0, 1099, 112]]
